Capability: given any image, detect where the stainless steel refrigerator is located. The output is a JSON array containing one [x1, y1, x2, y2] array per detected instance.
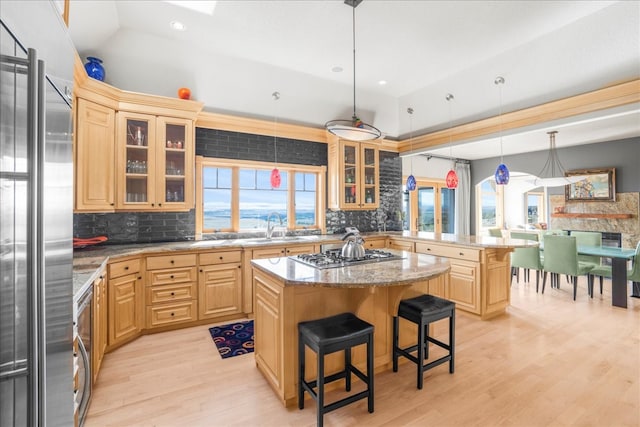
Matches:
[[1, 2, 74, 426]]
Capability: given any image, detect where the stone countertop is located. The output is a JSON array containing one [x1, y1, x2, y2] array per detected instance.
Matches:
[[392, 231, 538, 249], [71, 230, 532, 297], [251, 250, 451, 288]]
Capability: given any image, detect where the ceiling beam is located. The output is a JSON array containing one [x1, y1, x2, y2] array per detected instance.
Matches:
[[397, 78, 640, 153]]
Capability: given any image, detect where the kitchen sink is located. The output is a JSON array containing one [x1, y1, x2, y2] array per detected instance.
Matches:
[[239, 236, 319, 244]]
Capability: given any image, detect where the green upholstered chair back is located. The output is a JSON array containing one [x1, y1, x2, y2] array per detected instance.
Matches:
[[628, 241, 640, 282], [543, 235, 581, 276], [510, 231, 539, 242], [544, 229, 568, 236], [510, 231, 542, 270], [488, 228, 503, 237], [571, 231, 602, 265]]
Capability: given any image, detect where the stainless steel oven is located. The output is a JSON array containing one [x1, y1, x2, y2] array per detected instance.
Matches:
[[74, 287, 92, 426]]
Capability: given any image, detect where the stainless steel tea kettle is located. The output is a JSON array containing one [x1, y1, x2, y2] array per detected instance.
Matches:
[[341, 232, 365, 260]]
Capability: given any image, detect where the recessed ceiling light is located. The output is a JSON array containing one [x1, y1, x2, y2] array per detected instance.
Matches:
[[170, 20, 186, 31], [378, 80, 387, 85], [332, 66, 343, 73]]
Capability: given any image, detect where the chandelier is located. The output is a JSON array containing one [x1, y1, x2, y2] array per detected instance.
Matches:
[[325, 0, 382, 142], [531, 131, 586, 187]]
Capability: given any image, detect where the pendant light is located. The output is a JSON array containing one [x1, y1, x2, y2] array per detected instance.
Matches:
[[406, 107, 416, 191], [325, 0, 382, 142], [531, 131, 586, 187], [494, 76, 509, 185], [444, 93, 458, 189], [270, 91, 281, 189]]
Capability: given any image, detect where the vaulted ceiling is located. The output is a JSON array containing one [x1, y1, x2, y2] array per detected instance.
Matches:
[[67, 0, 640, 159]]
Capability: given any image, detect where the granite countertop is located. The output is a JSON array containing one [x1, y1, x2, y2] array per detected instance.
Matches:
[[72, 230, 532, 297], [250, 250, 450, 288], [394, 231, 538, 249]]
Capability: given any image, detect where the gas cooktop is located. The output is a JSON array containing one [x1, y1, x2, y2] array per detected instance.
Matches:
[[290, 249, 403, 269]]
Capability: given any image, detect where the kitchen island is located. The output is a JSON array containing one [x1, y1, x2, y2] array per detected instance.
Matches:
[[251, 250, 451, 407]]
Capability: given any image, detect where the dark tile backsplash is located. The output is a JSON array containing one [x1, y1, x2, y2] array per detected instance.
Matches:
[[74, 211, 195, 243], [74, 129, 402, 243]]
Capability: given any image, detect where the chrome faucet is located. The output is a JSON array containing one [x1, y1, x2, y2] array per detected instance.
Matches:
[[266, 212, 283, 240]]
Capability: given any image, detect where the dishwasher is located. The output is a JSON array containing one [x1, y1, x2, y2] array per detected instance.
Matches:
[[74, 286, 93, 426]]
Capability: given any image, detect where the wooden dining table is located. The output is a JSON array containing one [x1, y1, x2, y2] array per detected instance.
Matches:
[[577, 245, 637, 308]]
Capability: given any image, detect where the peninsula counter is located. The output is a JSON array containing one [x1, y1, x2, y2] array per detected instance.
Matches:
[[251, 250, 451, 407]]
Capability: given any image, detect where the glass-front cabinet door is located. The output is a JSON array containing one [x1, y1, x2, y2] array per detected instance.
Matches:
[[342, 142, 359, 207], [156, 117, 193, 208], [361, 145, 378, 208], [118, 112, 156, 209], [116, 113, 193, 210]]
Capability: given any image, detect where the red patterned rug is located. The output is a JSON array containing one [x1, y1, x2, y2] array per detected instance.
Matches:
[[208, 320, 254, 359]]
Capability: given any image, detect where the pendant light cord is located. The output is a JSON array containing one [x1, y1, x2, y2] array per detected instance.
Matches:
[[352, 4, 357, 120], [408, 107, 414, 174], [496, 77, 505, 163], [272, 91, 280, 166], [446, 93, 454, 164]]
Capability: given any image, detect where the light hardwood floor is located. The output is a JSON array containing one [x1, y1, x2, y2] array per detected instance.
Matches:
[[86, 275, 640, 427]]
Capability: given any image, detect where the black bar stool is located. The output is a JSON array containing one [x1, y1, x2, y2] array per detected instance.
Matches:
[[392, 294, 455, 389], [298, 312, 374, 427]]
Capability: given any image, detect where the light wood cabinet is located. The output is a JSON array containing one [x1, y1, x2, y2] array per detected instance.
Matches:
[[363, 236, 387, 249], [91, 268, 107, 385], [108, 258, 143, 348], [327, 135, 379, 210], [145, 254, 198, 328], [198, 251, 243, 320], [388, 238, 415, 252], [75, 99, 115, 211], [116, 112, 194, 211]]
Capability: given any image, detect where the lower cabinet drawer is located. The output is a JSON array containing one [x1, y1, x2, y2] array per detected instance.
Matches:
[[147, 266, 197, 286], [146, 300, 197, 328], [146, 282, 197, 304], [415, 242, 480, 262]]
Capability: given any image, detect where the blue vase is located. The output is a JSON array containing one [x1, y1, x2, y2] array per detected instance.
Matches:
[[84, 57, 105, 81]]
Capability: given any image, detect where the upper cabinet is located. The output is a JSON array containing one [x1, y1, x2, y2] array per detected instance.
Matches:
[[116, 112, 193, 210], [75, 99, 115, 211], [73, 62, 203, 213], [327, 135, 379, 210]]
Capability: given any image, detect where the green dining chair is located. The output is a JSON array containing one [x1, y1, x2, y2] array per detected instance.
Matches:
[[510, 232, 543, 291], [488, 228, 503, 238], [542, 235, 595, 300], [588, 242, 640, 297]]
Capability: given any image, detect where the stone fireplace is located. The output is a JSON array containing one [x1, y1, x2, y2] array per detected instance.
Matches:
[[549, 192, 639, 249]]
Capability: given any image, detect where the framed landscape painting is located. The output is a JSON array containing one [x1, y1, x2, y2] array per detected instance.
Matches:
[[565, 168, 616, 202]]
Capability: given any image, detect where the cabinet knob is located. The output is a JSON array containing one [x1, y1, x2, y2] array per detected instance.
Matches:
[[124, 266, 129, 270], [158, 203, 162, 207], [200, 269, 203, 273], [170, 275, 174, 279], [171, 292, 175, 296], [170, 312, 175, 316], [110, 203, 114, 206], [426, 248, 431, 251], [151, 203, 155, 207], [219, 256, 223, 260], [170, 260, 175, 264], [459, 252, 464, 256], [138, 276, 142, 280], [99, 275, 104, 279], [238, 265, 241, 269]]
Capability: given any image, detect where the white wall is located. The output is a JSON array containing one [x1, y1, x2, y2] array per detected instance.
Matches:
[[401, 155, 453, 181]]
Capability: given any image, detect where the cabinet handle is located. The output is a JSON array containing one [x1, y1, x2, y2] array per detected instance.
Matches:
[[426, 248, 431, 251], [124, 266, 129, 270], [138, 276, 142, 280], [459, 252, 464, 256], [110, 203, 114, 206]]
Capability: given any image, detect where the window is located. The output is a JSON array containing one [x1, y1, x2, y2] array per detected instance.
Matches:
[[403, 178, 456, 233], [196, 157, 325, 235], [525, 191, 545, 225], [476, 178, 504, 234]]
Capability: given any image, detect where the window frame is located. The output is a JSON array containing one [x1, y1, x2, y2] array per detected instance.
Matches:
[[195, 156, 326, 236], [475, 178, 504, 234]]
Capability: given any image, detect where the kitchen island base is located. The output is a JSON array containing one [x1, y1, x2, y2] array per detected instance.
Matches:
[[253, 268, 447, 407]]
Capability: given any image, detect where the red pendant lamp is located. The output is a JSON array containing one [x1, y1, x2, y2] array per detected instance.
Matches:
[[444, 93, 458, 189], [271, 91, 281, 189]]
